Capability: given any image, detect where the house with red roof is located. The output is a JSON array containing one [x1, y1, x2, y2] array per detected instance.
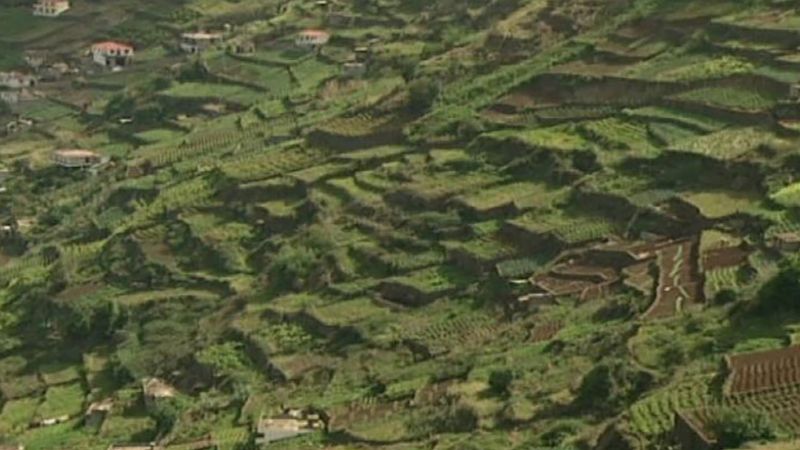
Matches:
[[295, 29, 330, 48], [91, 42, 134, 68], [33, 0, 70, 17]]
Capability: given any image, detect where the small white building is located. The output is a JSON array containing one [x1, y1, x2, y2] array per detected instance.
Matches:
[[33, 0, 70, 17], [52, 149, 102, 168], [342, 61, 366, 78], [255, 408, 327, 446], [5, 117, 34, 135], [0, 91, 19, 105], [91, 42, 134, 68], [180, 32, 223, 53], [0, 72, 37, 89], [295, 29, 330, 48]]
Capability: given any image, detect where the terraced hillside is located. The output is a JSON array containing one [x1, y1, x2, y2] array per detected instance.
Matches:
[[4, 0, 800, 449]]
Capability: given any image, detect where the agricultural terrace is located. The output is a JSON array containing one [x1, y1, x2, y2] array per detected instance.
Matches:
[[3, 0, 800, 450]]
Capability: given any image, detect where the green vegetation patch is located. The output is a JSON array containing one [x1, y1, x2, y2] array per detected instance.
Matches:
[[624, 54, 754, 82], [509, 211, 618, 245], [487, 125, 594, 152], [455, 181, 564, 213], [671, 86, 779, 112], [161, 82, 263, 105], [39, 362, 82, 386], [0, 397, 41, 434], [387, 266, 471, 295], [669, 127, 782, 160], [682, 191, 765, 219], [771, 183, 800, 208], [36, 383, 85, 420], [307, 297, 392, 328]]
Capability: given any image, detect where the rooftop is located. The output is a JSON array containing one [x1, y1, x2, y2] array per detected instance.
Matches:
[[92, 41, 134, 52], [182, 32, 223, 39], [142, 377, 177, 398], [54, 149, 99, 158], [299, 29, 330, 38]]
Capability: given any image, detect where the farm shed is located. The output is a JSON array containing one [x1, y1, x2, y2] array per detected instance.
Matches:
[[84, 398, 113, 428], [791, 83, 800, 101], [342, 62, 366, 78]]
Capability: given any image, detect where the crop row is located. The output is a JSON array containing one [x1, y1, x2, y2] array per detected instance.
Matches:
[[220, 146, 326, 182], [400, 314, 501, 355], [316, 113, 394, 137], [629, 377, 713, 436], [119, 178, 217, 231]]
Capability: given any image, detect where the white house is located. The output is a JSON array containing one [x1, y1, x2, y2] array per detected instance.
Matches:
[[52, 149, 102, 168], [91, 42, 134, 68], [0, 72, 38, 89], [180, 32, 223, 53], [295, 29, 330, 48], [33, 0, 70, 17]]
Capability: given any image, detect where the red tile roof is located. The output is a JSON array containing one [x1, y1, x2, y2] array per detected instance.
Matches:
[[299, 29, 330, 38], [91, 41, 134, 52]]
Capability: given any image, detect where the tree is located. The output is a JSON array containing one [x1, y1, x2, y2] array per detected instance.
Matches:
[[268, 244, 321, 291], [196, 342, 249, 387], [573, 361, 653, 415], [406, 77, 439, 114], [754, 257, 800, 314], [487, 369, 513, 397], [709, 408, 777, 448], [713, 289, 737, 306]]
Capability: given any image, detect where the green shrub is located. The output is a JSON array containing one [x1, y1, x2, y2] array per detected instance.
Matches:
[[573, 361, 653, 415], [405, 397, 478, 436], [709, 408, 777, 448], [488, 369, 514, 397], [407, 77, 440, 114]]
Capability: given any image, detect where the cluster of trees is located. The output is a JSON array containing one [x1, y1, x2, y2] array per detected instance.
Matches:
[[753, 256, 800, 314], [100, 235, 172, 288], [573, 360, 653, 416], [266, 225, 339, 292]]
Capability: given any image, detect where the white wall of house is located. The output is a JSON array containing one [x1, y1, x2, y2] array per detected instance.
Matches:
[[0, 91, 20, 105], [33, 0, 70, 17], [0, 73, 37, 89], [179, 35, 222, 53], [295, 33, 330, 47], [92, 48, 134, 67]]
